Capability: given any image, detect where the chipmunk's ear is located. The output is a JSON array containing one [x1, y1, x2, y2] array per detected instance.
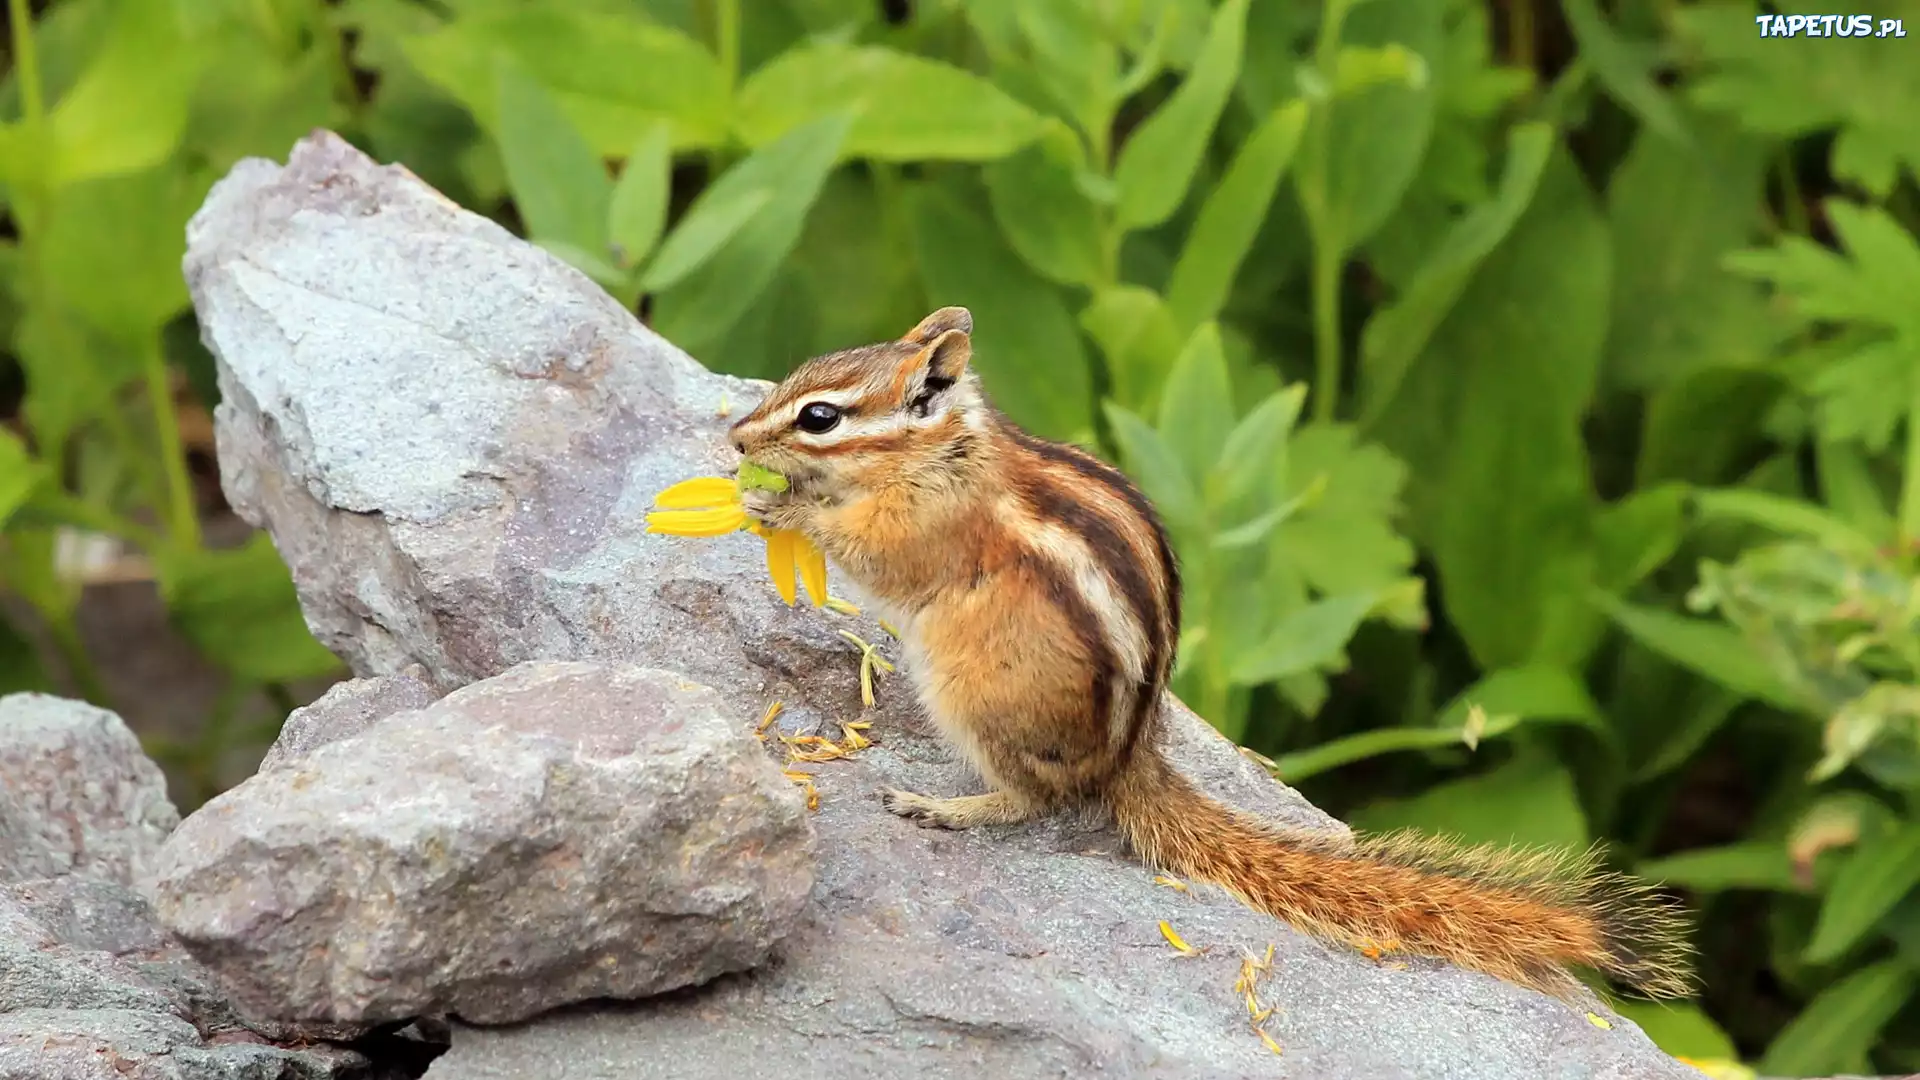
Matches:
[[894, 308, 972, 410], [903, 306, 973, 346]]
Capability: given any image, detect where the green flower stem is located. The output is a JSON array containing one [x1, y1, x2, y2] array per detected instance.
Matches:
[[1302, 0, 1355, 426], [715, 0, 741, 93], [1900, 378, 1920, 551], [141, 335, 202, 550], [7, 0, 44, 129]]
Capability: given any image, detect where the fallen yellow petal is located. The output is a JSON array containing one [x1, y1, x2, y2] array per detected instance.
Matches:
[[645, 507, 749, 536], [1159, 921, 1196, 955], [824, 596, 861, 616], [1586, 1012, 1613, 1030], [757, 701, 784, 738], [765, 529, 799, 605], [653, 476, 741, 509], [1257, 1028, 1283, 1055], [1153, 875, 1189, 892]]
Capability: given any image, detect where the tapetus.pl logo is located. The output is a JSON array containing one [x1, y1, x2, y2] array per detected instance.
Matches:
[[1754, 13, 1907, 35]]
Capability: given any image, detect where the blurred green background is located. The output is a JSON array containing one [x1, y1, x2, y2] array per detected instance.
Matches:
[[5, 0, 1920, 1073]]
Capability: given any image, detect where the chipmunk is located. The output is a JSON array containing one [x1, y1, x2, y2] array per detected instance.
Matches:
[[729, 306, 1694, 1002]]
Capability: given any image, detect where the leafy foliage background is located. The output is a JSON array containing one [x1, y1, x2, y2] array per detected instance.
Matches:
[[5, 0, 1920, 1072]]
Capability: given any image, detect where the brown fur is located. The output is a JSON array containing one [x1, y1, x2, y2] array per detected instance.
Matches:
[[729, 307, 1696, 1002]]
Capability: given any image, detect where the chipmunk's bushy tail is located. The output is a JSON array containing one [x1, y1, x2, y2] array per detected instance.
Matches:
[[1109, 755, 1695, 1000]]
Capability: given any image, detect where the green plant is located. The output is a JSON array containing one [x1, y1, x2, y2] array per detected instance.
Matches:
[[9, 0, 1920, 1071]]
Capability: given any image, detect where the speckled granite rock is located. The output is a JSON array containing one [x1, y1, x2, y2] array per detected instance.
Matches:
[[181, 129, 1703, 1079], [148, 661, 814, 1026], [256, 665, 439, 772], [0, 693, 179, 888]]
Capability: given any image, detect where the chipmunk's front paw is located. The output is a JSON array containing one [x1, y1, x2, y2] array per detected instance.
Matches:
[[880, 788, 959, 830], [741, 487, 807, 530]]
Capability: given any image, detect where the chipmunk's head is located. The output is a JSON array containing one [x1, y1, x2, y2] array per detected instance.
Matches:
[[729, 306, 988, 500]]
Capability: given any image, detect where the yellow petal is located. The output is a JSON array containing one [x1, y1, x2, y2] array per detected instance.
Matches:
[[653, 477, 741, 509], [645, 507, 750, 536], [796, 534, 829, 607], [765, 529, 798, 606], [1159, 920, 1196, 954]]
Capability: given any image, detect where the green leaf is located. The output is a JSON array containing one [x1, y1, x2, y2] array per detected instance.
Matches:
[[1595, 597, 1804, 710], [1104, 403, 1204, 534], [1352, 751, 1589, 850], [983, 121, 1105, 287], [735, 43, 1047, 162], [1724, 200, 1920, 338], [183, 32, 345, 169], [1558, 0, 1689, 145], [608, 122, 673, 271], [1816, 436, 1896, 543], [1689, 487, 1881, 558], [1228, 590, 1375, 685], [494, 58, 611, 257], [39, 163, 210, 341], [401, 8, 729, 154], [640, 188, 774, 294], [1633, 691, 1741, 782], [1638, 840, 1804, 894], [155, 535, 345, 684], [0, 430, 45, 528], [910, 178, 1094, 441], [1165, 99, 1308, 333], [1112, 0, 1249, 231], [1294, 0, 1442, 255], [1404, 148, 1609, 671], [42, 0, 204, 187], [1157, 323, 1233, 484], [1268, 424, 1421, 611], [1611, 1002, 1737, 1063], [1431, 664, 1609, 742], [1357, 121, 1553, 427], [1080, 285, 1183, 412], [1676, 5, 1920, 198], [1593, 482, 1688, 594], [650, 112, 853, 350], [1758, 959, 1917, 1077], [1272, 717, 1521, 784], [1602, 118, 1776, 391], [1205, 384, 1307, 509], [1807, 824, 1920, 964]]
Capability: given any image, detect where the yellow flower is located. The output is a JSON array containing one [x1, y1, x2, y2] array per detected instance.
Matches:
[[645, 475, 828, 607]]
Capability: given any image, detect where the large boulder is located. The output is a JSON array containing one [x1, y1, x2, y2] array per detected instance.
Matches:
[[147, 661, 814, 1026], [178, 129, 1703, 1079]]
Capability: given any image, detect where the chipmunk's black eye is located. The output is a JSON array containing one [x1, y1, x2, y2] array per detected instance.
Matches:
[[796, 402, 842, 434]]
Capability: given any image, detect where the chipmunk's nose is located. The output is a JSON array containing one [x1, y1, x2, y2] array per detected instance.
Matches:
[[731, 435, 746, 454]]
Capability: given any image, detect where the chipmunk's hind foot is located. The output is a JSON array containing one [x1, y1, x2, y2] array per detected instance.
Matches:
[[881, 788, 1035, 830]]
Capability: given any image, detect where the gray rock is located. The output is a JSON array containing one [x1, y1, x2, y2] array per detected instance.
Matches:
[[0, 880, 367, 1079], [257, 666, 440, 771], [0, 693, 180, 887], [0, 1008, 352, 1080], [188, 130, 1700, 1078], [147, 661, 814, 1026]]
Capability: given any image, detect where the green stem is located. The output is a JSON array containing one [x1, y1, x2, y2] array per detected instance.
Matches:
[[1774, 151, 1810, 237], [7, 0, 44, 128], [1302, 0, 1353, 425], [141, 335, 201, 550], [1508, 0, 1535, 72], [1899, 378, 1920, 551], [1310, 241, 1342, 424], [715, 0, 741, 92]]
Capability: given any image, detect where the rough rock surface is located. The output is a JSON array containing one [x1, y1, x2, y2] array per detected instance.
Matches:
[[255, 665, 439, 772], [0, 698, 368, 1079], [148, 661, 814, 1026], [0, 693, 180, 888], [182, 129, 1702, 1078]]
